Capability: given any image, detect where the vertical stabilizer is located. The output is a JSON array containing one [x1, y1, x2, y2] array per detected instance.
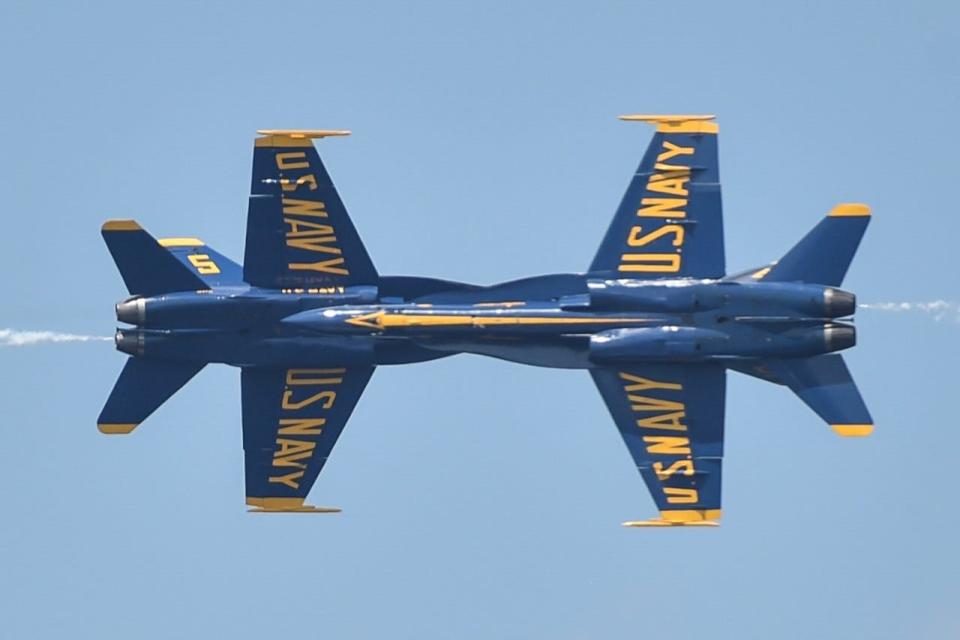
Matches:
[[102, 220, 208, 296]]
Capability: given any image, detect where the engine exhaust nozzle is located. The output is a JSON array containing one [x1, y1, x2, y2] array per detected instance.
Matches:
[[115, 329, 145, 356], [824, 288, 856, 318], [116, 297, 146, 325], [824, 323, 856, 352]]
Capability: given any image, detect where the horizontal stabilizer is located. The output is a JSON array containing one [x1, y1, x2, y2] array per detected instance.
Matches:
[[98, 357, 205, 434], [762, 354, 873, 436], [102, 220, 208, 296], [764, 203, 870, 286]]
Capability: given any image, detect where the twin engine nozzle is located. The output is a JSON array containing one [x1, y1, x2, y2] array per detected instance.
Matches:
[[823, 288, 856, 318], [114, 329, 144, 356], [115, 297, 146, 325]]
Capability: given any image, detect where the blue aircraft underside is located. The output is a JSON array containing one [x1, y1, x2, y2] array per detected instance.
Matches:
[[98, 117, 874, 525]]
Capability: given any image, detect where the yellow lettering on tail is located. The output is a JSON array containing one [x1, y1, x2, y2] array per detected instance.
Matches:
[[281, 174, 319, 193], [637, 197, 687, 218], [276, 152, 309, 170], [637, 411, 687, 432], [282, 389, 337, 411], [656, 141, 694, 163], [288, 257, 349, 275], [268, 471, 305, 489], [277, 418, 327, 436], [619, 372, 682, 392], [643, 436, 691, 455], [653, 459, 695, 480], [664, 487, 699, 504], [286, 369, 345, 385], [281, 198, 328, 217]]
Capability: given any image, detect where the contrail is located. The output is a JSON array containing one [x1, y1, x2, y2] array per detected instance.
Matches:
[[0, 329, 113, 347], [859, 301, 960, 322]]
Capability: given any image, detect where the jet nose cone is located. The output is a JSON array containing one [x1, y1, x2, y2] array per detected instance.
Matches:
[[116, 297, 145, 325], [824, 288, 856, 318], [824, 323, 856, 352]]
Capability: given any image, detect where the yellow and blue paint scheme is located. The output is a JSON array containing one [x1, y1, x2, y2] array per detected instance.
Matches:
[[98, 118, 874, 523]]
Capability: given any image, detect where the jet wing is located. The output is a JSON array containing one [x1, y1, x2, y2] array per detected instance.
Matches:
[[242, 365, 375, 512], [243, 130, 378, 289], [590, 362, 725, 526], [589, 115, 724, 279]]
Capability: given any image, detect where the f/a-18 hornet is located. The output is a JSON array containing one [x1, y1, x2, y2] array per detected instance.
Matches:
[[100, 115, 873, 526]]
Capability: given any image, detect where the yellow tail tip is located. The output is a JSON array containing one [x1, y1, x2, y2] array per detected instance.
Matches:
[[98, 423, 137, 434], [101, 220, 141, 232], [832, 423, 874, 437], [829, 203, 871, 217]]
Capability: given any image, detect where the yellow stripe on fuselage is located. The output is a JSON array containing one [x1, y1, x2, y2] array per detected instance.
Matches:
[[346, 311, 653, 330]]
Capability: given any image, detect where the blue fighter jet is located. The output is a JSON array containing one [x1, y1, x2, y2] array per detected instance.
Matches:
[[100, 115, 873, 526]]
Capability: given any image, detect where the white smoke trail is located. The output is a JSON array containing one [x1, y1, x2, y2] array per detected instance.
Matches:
[[0, 329, 113, 347], [859, 301, 960, 322]]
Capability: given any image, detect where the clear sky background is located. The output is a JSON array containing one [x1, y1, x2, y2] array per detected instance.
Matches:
[[1, 1, 957, 638]]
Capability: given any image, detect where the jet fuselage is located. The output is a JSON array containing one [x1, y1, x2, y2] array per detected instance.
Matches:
[[113, 276, 856, 369]]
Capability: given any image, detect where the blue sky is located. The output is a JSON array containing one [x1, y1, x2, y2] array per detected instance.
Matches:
[[1, 1, 958, 638]]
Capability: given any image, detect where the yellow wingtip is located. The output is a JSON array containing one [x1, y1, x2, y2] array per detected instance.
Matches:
[[618, 114, 718, 134], [831, 423, 874, 437], [101, 220, 142, 232], [248, 506, 342, 513], [256, 129, 351, 138], [829, 203, 871, 217], [623, 509, 722, 527], [245, 497, 341, 513], [618, 114, 716, 122], [98, 423, 138, 434], [623, 520, 720, 528]]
